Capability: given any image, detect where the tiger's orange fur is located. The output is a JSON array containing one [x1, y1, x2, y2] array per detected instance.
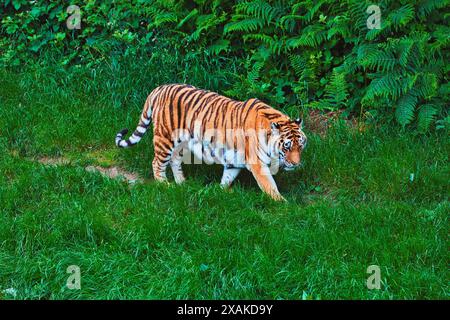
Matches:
[[115, 84, 307, 201]]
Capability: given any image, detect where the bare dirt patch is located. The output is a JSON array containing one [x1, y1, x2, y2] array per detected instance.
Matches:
[[37, 156, 71, 166], [305, 109, 344, 136], [37, 156, 142, 184], [305, 109, 370, 136], [85, 165, 142, 184]]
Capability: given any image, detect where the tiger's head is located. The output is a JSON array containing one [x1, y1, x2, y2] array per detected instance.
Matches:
[[270, 118, 307, 171]]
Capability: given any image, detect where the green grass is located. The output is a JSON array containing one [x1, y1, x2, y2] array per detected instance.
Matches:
[[0, 57, 448, 299]]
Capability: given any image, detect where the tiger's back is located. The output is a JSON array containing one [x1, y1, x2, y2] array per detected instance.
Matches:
[[149, 83, 281, 133]]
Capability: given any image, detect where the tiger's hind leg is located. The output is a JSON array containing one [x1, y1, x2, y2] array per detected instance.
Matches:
[[152, 136, 173, 182], [170, 145, 186, 184], [152, 157, 170, 182], [220, 166, 241, 188]]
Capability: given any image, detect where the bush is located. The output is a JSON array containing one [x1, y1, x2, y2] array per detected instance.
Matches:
[[1, 0, 448, 131]]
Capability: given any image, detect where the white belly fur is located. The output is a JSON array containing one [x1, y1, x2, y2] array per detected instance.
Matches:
[[185, 139, 246, 168]]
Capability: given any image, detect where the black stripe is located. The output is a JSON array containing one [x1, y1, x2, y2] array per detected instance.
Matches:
[[183, 89, 203, 129], [162, 85, 179, 135], [266, 113, 282, 120], [191, 90, 208, 110], [175, 88, 193, 130], [167, 86, 180, 131], [189, 94, 215, 133], [133, 131, 144, 138], [155, 137, 173, 152], [242, 99, 259, 124], [213, 100, 226, 129], [201, 97, 221, 130]]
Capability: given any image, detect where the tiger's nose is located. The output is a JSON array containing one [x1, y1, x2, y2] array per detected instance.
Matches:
[[287, 151, 300, 165]]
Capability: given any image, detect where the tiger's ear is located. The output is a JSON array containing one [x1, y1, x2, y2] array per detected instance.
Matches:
[[271, 122, 280, 131], [294, 118, 303, 128]]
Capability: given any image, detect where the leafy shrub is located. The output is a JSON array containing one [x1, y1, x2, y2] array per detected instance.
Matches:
[[1, 0, 448, 131]]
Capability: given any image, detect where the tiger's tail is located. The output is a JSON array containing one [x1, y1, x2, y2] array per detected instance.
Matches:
[[115, 97, 152, 148]]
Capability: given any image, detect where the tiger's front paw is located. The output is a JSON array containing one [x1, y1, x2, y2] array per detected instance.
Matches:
[[271, 192, 287, 202]]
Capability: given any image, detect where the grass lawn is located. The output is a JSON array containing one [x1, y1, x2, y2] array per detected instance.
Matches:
[[0, 64, 448, 299]]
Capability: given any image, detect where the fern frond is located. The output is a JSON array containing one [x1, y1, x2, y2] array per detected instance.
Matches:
[[388, 4, 415, 29], [347, 1, 368, 33], [243, 34, 283, 54], [325, 68, 348, 108], [149, 9, 178, 27], [279, 14, 304, 31], [303, 1, 325, 23], [417, 103, 438, 132], [398, 39, 414, 67], [286, 25, 326, 48], [395, 93, 417, 126], [177, 9, 198, 28], [364, 72, 413, 101], [359, 49, 397, 72], [430, 25, 450, 53], [418, 0, 447, 19], [412, 73, 438, 99], [206, 39, 230, 55], [236, 1, 275, 22], [224, 17, 265, 33], [327, 15, 351, 40], [247, 60, 265, 82], [289, 54, 307, 78], [365, 25, 388, 41]]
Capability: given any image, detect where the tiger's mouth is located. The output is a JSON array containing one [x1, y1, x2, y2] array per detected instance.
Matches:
[[279, 158, 299, 171], [283, 163, 299, 171]]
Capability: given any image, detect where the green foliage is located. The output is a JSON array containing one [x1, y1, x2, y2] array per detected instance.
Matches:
[[0, 0, 448, 131]]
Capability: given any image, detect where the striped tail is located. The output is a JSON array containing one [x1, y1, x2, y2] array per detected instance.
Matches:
[[115, 101, 152, 148]]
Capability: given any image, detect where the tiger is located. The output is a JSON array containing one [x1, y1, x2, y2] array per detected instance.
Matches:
[[115, 84, 307, 201]]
